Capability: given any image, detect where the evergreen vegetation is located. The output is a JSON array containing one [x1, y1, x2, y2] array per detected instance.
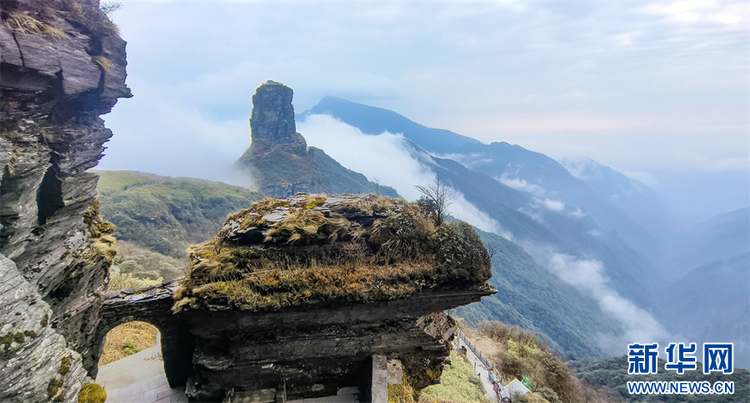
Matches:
[[95, 170, 262, 258]]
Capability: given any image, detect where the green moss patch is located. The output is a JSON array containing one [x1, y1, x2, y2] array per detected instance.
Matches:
[[47, 377, 64, 400], [0, 332, 26, 350], [59, 355, 72, 376]]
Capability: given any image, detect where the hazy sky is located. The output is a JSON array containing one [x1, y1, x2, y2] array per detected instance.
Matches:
[[99, 0, 748, 210]]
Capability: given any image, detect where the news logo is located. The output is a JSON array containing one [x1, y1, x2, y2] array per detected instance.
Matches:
[[628, 343, 659, 374], [627, 342, 733, 375], [703, 343, 733, 375], [665, 342, 697, 374]]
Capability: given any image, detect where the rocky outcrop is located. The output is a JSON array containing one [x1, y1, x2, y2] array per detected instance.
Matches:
[[184, 289, 492, 402], [246, 81, 305, 156], [0, 0, 130, 400], [235, 81, 398, 198], [170, 194, 495, 401], [0, 255, 88, 403], [236, 81, 330, 197]]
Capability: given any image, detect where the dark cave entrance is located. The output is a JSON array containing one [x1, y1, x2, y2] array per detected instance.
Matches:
[[37, 165, 64, 226]]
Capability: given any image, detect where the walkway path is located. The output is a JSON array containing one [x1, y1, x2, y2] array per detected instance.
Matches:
[[96, 335, 187, 403], [455, 335, 499, 403]]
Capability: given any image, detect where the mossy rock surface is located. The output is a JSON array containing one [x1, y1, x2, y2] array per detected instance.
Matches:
[[175, 194, 491, 312]]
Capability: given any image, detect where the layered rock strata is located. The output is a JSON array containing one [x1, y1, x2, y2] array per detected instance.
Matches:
[[0, 255, 88, 403], [184, 289, 492, 402], [0, 0, 130, 400]]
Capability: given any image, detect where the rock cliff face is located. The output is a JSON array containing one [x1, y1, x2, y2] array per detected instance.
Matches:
[[236, 81, 330, 197], [0, 0, 130, 400]]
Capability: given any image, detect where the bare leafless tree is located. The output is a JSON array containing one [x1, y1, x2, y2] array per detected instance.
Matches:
[[485, 242, 498, 258], [100, 2, 122, 17], [415, 175, 452, 226]]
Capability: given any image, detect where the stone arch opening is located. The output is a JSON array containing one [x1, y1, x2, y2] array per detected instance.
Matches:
[[93, 284, 196, 392], [94, 319, 190, 402], [98, 320, 159, 367]]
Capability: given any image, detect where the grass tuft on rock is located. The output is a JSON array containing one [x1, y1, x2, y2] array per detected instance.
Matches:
[[175, 194, 491, 312], [2, 11, 68, 38], [91, 55, 113, 72]]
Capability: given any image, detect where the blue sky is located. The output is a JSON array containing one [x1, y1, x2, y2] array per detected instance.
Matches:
[[99, 0, 748, 216]]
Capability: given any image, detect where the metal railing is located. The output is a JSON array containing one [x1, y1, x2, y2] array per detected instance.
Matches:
[[456, 329, 493, 370]]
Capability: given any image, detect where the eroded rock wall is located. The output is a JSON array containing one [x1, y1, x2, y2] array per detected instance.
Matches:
[[183, 288, 494, 401], [0, 0, 130, 400], [0, 255, 87, 403]]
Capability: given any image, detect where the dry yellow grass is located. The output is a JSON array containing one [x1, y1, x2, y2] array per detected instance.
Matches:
[[98, 321, 158, 366], [3, 11, 67, 38], [176, 195, 491, 312], [90, 55, 113, 72], [108, 269, 162, 291]]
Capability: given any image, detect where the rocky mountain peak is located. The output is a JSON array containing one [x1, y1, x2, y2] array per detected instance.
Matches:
[[250, 80, 306, 155], [236, 81, 398, 198]]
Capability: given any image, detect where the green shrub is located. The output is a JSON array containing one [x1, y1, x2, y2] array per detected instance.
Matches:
[[420, 351, 491, 403], [78, 383, 107, 403], [123, 339, 138, 355]]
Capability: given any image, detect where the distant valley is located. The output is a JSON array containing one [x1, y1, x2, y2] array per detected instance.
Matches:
[[95, 83, 749, 370]]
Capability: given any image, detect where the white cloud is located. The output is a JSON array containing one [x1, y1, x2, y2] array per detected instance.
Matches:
[[516, 247, 672, 347], [450, 191, 513, 240], [547, 253, 671, 343], [99, 78, 249, 182], [562, 91, 586, 100], [298, 114, 435, 201], [641, 1, 748, 26], [495, 174, 546, 196], [569, 208, 586, 220], [542, 198, 565, 212], [613, 31, 643, 47], [433, 152, 493, 170]]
